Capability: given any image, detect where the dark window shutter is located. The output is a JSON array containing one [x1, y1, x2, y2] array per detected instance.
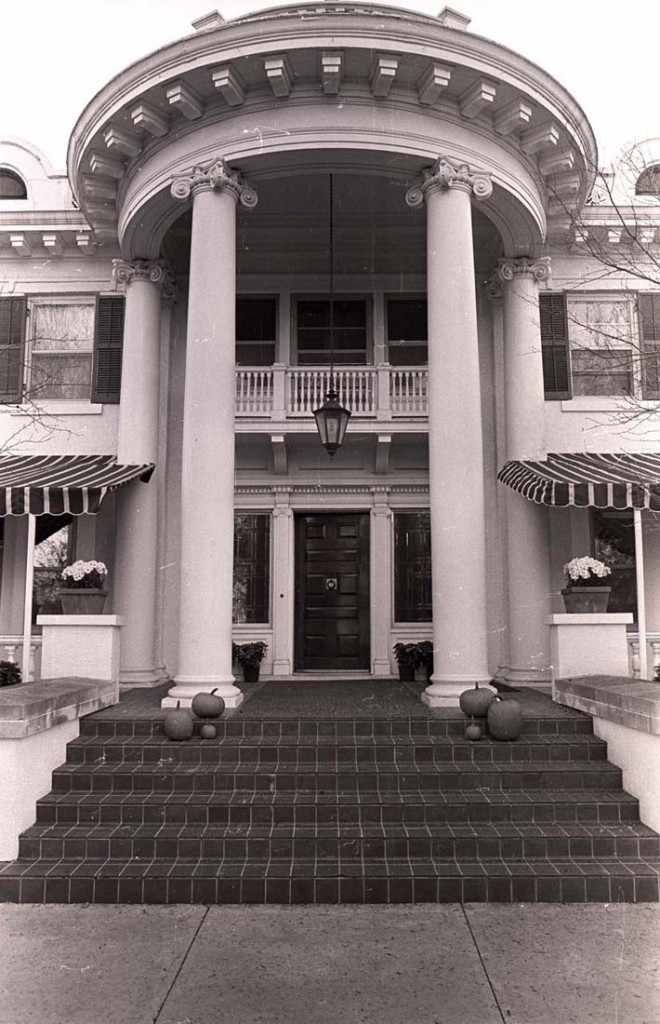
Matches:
[[539, 292, 572, 400], [0, 297, 26, 403], [639, 294, 660, 398], [92, 296, 124, 404]]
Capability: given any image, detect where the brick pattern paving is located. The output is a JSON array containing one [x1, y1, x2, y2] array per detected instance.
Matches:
[[1, 685, 659, 904]]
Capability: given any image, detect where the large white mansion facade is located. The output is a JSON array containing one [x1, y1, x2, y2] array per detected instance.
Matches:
[[2, 2, 660, 708]]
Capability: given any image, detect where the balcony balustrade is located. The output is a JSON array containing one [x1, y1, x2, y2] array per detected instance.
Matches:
[[234, 365, 428, 420]]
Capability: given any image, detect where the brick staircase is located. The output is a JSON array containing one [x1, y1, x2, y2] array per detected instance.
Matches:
[[1, 698, 659, 904]]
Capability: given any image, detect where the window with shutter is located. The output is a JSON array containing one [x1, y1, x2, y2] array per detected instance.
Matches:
[[567, 296, 634, 397], [639, 294, 660, 399], [0, 297, 26, 403], [539, 293, 571, 399], [92, 296, 125, 404]]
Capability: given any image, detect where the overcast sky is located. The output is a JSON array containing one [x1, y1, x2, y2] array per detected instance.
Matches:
[[2, 0, 658, 170]]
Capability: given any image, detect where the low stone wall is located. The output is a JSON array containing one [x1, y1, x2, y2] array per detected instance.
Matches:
[[554, 676, 660, 833], [0, 678, 118, 859]]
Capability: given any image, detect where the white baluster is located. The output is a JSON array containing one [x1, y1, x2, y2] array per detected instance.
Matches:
[[651, 640, 660, 680], [630, 640, 641, 678], [4, 644, 16, 664]]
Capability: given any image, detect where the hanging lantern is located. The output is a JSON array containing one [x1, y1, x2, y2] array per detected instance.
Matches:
[[313, 388, 351, 458], [314, 173, 351, 456]]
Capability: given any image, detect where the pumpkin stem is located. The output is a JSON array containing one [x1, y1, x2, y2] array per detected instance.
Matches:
[[211, 688, 218, 695]]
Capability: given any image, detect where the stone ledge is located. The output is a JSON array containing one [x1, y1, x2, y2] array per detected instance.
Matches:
[[554, 676, 660, 735], [0, 678, 119, 740]]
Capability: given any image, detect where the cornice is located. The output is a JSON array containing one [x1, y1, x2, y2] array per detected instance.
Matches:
[[66, 5, 597, 245]]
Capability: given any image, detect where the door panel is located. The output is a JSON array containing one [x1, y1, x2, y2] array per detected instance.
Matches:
[[295, 512, 370, 671]]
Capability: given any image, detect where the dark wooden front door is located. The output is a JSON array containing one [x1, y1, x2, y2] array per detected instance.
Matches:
[[295, 513, 370, 671]]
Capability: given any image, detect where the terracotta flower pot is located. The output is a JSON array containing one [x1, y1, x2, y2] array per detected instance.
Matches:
[[561, 587, 611, 614], [60, 589, 107, 614]]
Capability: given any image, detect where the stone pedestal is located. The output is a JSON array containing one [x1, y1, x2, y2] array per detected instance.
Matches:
[[38, 615, 123, 683], [548, 613, 634, 680]]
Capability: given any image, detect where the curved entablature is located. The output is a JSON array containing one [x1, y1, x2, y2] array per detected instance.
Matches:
[[67, 1, 597, 255]]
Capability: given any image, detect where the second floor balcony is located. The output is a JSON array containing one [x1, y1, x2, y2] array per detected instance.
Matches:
[[235, 365, 428, 422]]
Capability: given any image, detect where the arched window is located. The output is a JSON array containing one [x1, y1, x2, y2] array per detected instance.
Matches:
[[0, 169, 27, 199], [635, 165, 660, 197]]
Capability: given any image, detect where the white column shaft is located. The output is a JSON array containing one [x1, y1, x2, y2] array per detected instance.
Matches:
[[117, 276, 161, 465], [114, 273, 163, 685], [502, 272, 546, 461], [502, 266, 550, 681], [169, 186, 242, 706], [425, 184, 490, 701]]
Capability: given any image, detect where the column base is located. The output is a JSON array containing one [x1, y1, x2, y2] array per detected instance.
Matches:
[[421, 676, 492, 708], [496, 665, 551, 685], [162, 677, 243, 709], [119, 668, 168, 689]]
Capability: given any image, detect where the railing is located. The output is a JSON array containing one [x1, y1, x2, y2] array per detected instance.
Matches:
[[627, 633, 660, 679], [390, 368, 428, 416], [234, 366, 428, 419], [0, 635, 42, 681], [287, 368, 376, 416], [235, 369, 273, 416]]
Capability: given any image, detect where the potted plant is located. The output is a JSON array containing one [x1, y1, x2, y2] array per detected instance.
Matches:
[[59, 560, 108, 614], [417, 641, 434, 681], [393, 642, 420, 682], [233, 641, 268, 682], [0, 661, 21, 687], [562, 556, 612, 613]]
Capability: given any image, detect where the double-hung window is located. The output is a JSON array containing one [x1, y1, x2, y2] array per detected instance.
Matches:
[[567, 295, 634, 396], [387, 298, 427, 365], [0, 295, 125, 404]]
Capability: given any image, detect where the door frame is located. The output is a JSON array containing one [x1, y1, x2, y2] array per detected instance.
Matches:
[[294, 510, 371, 671]]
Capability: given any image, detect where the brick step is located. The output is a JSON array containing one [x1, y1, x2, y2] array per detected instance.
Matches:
[[50, 760, 624, 795], [36, 788, 641, 828], [1, 857, 657, 904], [18, 821, 660, 863], [66, 734, 608, 766], [79, 716, 595, 740]]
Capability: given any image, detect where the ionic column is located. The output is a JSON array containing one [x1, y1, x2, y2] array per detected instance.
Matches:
[[406, 157, 493, 705], [163, 159, 258, 708], [113, 260, 172, 687], [498, 257, 552, 683]]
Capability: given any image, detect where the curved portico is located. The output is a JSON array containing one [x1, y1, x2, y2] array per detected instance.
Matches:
[[64, 2, 598, 703]]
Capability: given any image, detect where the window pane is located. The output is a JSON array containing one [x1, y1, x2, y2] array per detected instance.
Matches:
[[571, 350, 633, 396], [394, 513, 432, 622], [31, 354, 93, 400], [33, 525, 69, 616], [0, 171, 27, 199], [297, 300, 367, 364], [233, 513, 270, 623], [32, 304, 95, 351], [387, 299, 427, 341], [236, 298, 276, 342], [236, 343, 275, 367], [593, 510, 637, 619]]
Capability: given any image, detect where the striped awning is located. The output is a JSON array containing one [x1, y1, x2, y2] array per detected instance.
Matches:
[[498, 453, 660, 510], [0, 455, 154, 516]]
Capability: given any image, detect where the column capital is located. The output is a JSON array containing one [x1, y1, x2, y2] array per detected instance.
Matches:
[[170, 158, 258, 208], [112, 259, 177, 302], [405, 156, 493, 208], [498, 256, 551, 284]]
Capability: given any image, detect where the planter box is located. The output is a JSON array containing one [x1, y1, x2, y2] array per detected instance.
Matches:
[[60, 589, 107, 615], [561, 587, 611, 614]]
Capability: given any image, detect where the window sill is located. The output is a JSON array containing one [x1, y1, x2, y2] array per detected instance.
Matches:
[[8, 402, 105, 417], [559, 397, 660, 413]]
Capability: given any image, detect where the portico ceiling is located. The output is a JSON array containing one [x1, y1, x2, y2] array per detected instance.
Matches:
[[162, 169, 502, 278], [67, 2, 598, 257]]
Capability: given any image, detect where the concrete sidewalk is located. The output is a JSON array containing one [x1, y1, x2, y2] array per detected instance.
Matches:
[[1, 903, 659, 1024]]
